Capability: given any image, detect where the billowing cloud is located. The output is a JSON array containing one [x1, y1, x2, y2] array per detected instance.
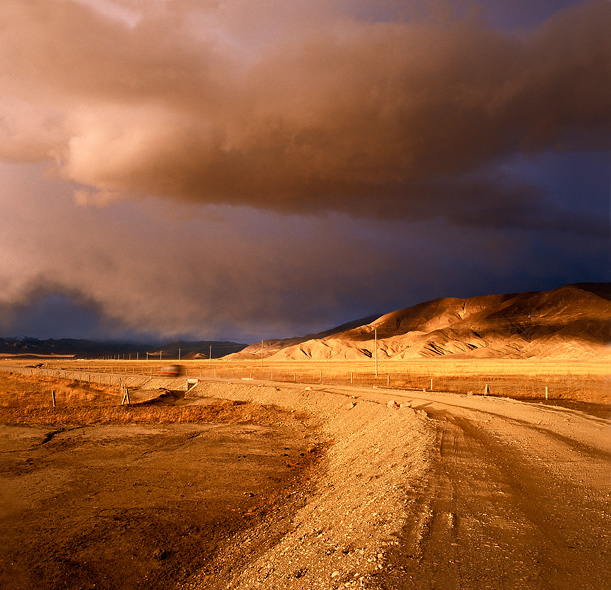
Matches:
[[0, 159, 607, 342], [1, 0, 609, 227], [0, 2, 608, 342]]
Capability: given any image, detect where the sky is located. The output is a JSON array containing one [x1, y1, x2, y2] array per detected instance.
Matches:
[[0, 0, 609, 343]]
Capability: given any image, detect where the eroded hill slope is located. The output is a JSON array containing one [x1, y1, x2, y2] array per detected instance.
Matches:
[[231, 284, 611, 361]]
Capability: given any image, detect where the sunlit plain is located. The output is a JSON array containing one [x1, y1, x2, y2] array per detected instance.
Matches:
[[3, 357, 609, 404]]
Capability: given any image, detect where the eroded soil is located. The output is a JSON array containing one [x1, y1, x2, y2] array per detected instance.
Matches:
[[0, 399, 322, 590]]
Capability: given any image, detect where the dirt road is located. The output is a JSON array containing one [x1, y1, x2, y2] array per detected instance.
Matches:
[[185, 379, 610, 589], [329, 386, 611, 589]]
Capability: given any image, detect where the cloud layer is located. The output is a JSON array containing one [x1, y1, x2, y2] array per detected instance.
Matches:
[[0, 158, 606, 342], [1, 0, 609, 227], [0, 2, 608, 342]]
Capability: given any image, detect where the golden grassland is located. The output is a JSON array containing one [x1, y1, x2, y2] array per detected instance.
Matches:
[[212, 357, 610, 401], [3, 356, 609, 403], [0, 371, 298, 426]]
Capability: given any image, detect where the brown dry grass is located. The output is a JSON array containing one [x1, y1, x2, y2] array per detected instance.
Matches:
[[175, 358, 609, 402], [0, 371, 303, 427], [0, 371, 118, 408], [4, 356, 610, 404]]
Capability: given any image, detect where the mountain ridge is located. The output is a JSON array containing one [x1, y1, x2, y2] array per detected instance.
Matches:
[[3, 284, 609, 360], [229, 283, 611, 361]]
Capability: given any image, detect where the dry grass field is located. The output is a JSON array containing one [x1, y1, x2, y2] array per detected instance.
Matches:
[[205, 358, 610, 402], [0, 370, 308, 427], [9, 356, 607, 404]]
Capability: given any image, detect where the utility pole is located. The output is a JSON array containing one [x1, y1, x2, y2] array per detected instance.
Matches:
[[209, 345, 212, 367], [374, 328, 378, 377], [261, 340, 264, 369], [178, 348, 181, 362]]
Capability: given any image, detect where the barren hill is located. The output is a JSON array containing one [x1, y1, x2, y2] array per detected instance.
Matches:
[[228, 314, 381, 360], [231, 284, 611, 361]]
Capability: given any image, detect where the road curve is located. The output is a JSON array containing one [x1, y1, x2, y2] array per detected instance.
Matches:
[[328, 387, 611, 589]]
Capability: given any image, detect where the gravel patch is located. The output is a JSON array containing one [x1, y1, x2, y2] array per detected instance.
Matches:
[[182, 381, 433, 590]]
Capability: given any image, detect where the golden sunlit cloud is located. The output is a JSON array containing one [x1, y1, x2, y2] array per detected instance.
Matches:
[[1, 0, 609, 221], [0, 2, 608, 341]]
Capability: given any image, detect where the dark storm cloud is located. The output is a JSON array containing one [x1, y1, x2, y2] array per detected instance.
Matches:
[[0, 162, 401, 340], [1, 0, 609, 230], [0, 158, 607, 342], [0, 2, 608, 343]]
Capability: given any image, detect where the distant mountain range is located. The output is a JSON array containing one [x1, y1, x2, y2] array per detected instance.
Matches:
[[0, 338, 247, 359], [228, 283, 611, 361], [3, 284, 609, 361]]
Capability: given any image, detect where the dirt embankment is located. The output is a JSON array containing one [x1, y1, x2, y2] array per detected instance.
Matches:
[[180, 382, 433, 590], [0, 371, 433, 590]]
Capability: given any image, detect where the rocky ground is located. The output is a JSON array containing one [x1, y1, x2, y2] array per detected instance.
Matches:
[[180, 382, 434, 590]]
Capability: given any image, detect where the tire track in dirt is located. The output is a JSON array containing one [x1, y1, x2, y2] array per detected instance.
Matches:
[[378, 400, 611, 590]]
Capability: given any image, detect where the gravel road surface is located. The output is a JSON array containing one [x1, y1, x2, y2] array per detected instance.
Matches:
[[372, 390, 611, 589], [184, 380, 610, 590]]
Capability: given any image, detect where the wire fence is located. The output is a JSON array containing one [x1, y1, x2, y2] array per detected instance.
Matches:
[[1, 360, 607, 402]]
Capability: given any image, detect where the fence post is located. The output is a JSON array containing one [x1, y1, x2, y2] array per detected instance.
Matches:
[[350, 372, 353, 385], [545, 386, 549, 400], [51, 390, 56, 408]]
